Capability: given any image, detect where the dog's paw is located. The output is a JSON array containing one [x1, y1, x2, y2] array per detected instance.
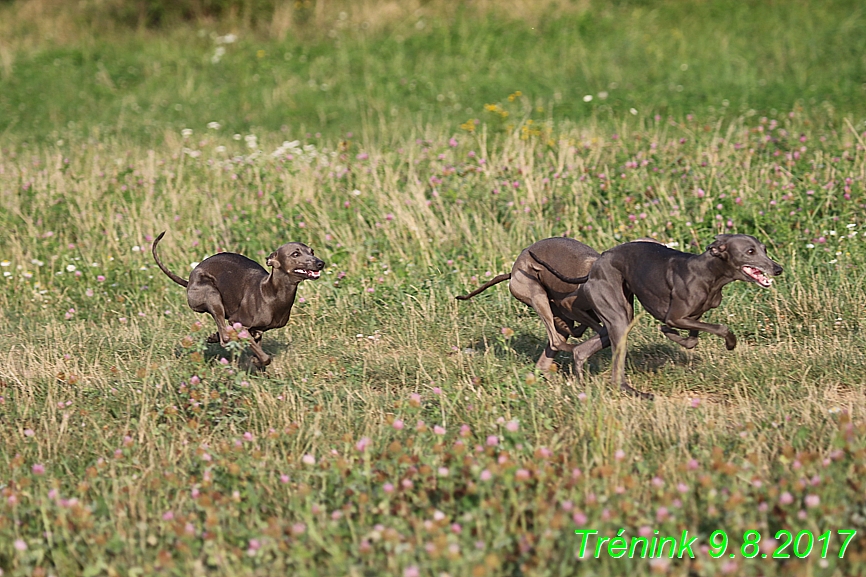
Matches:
[[252, 356, 272, 368], [206, 332, 221, 344], [725, 334, 737, 350]]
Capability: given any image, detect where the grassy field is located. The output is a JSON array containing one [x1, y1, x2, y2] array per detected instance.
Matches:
[[3, 0, 866, 575], [2, 0, 866, 144]]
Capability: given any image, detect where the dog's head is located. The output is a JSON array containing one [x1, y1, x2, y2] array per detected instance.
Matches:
[[267, 243, 325, 280], [707, 234, 783, 287]]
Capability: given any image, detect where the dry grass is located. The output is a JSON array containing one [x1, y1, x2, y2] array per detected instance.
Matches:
[[2, 108, 866, 574]]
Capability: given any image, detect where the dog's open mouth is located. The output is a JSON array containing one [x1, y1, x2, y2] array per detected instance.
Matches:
[[294, 269, 321, 279], [742, 265, 773, 287]]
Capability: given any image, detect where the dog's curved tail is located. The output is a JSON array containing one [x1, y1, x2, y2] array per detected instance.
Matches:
[[455, 273, 511, 300], [152, 231, 189, 288], [528, 250, 589, 285]]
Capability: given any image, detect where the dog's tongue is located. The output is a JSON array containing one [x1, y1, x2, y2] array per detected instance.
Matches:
[[743, 265, 772, 287]]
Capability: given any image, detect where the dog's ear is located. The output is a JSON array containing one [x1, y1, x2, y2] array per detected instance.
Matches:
[[266, 252, 280, 269], [707, 235, 731, 257]]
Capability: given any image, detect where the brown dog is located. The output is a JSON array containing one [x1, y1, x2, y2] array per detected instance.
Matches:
[[456, 237, 605, 371], [152, 231, 324, 367], [531, 234, 783, 398]]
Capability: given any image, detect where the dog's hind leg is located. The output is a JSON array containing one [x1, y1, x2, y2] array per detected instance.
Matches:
[[509, 272, 574, 371], [571, 333, 608, 383], [532, 315, 583, 372], [552, 309, 588, 339], [529, 291, 576, 371], [187, 277, 232, 346]]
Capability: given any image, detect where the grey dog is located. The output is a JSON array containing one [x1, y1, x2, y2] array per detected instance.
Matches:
[[456, 237, 605, 371], [531, 234, 782, 398], [152, 231, 324, 367]]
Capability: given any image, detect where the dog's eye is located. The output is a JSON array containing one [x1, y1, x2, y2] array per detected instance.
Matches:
[[747, 248, 755, 255], [292, 251, 300, 257]]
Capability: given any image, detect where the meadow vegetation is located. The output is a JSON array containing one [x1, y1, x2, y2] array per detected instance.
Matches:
[[2, 0, 866, 575]]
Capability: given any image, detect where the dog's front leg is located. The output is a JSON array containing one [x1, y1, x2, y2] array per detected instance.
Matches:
[[588, 286, 653, 400], [246, 330, 271, 367], [660, 326, 700, 349], [665, 317, 736, 350]]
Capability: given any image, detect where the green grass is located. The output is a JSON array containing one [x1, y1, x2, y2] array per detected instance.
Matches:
[[2, 0, 866, 145], [3, 0, 866, 575]]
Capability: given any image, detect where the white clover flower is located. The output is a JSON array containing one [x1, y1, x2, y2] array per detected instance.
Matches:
[[132, 246, 141, 252], [211, 47, 226, 64], [66, 264, 76, 272], [583, 95, 593, 102], [182, 128, 193, 138], [207, 122, 221, 130], [0, 260, 9, 267]]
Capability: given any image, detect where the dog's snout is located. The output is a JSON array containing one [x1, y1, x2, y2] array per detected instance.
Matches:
[[773, 263, 783, 276], [314, 258, 325, 271]]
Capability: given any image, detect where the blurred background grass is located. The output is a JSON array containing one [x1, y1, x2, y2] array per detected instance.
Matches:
[[1, 0, 865, 146]]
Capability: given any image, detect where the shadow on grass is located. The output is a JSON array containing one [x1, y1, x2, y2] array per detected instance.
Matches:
[[173, 339, 290, 372], [475, 331, 700, 377]]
